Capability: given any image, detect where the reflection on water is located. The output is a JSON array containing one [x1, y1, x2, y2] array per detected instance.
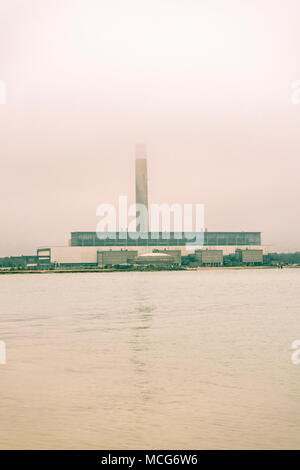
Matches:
[[130, 305, 153, 405], [0, 269, 300, 449]]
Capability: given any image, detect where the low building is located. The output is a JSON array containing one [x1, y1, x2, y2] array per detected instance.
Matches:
[[153, 249, 181, 264], [24, 256, 38, 268], [4, 255, 39, 269], [237, 249, 263, 265], [0, 257, 11, 268], [10, 256, 26, 268], [37, 243, 273, 268], [37, 248, 51, 267], [97, 250, 138, 267], [135, 252, 175, 266], [37, 247, 98, 267], [195, 249, 223, 266]]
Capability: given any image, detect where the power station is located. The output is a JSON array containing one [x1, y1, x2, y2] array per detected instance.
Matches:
[[35, 145, 273, 268]]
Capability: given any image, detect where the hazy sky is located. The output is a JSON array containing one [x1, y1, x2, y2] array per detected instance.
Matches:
[[0, 0, 299, 255]]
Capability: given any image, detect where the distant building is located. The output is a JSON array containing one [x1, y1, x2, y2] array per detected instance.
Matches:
[[237, 249, 263, 265], [153, 249, 181, 264], [0, 255, 38, 269], [97, 250, 138, 267], [37, 248, 51, 267], [195, 249, 223, 266], [69, 147, 267, 254], [34, 145, 273, 266], [0, 257, 11, 267], [24, 256, 38, 268], [135, 252, 175, 266], [37, 247, 97, 267], [71, 231, 261, 248]]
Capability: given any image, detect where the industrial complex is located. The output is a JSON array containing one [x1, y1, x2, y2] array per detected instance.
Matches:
[[0, 145, 274, 270]]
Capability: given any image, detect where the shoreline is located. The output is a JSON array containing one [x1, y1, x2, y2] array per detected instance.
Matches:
[[0, 265, 299, 275]]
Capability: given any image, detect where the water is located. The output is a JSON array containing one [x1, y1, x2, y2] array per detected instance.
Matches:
[[0, 269, 299, 449]]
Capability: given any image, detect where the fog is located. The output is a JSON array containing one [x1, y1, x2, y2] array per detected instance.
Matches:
[[0, 0, 300, 255]]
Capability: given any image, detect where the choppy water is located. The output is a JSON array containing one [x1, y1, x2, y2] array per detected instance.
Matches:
[[0, 269, 300, 449]]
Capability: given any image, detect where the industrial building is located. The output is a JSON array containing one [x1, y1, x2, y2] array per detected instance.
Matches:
[[36, 246, 181, 268], [70, 231, 261, 247], [97, 250, 138, 267], [135, 253, 175, 266], [237, 249, 264, 265], [37, 242, 273, 267], [195, 249, 223, 266], [0, 255, 38, 269], [153, 249, 181, 265], [37, 247, 98, 267], [35, 145, 273, 267]]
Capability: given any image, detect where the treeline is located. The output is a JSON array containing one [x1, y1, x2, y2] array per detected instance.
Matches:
[[263, 252, 300, 265]]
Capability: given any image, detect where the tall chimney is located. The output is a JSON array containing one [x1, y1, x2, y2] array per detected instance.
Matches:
[[135, 144, 149, 232]]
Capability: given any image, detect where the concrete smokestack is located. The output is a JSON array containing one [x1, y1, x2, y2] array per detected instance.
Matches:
[[135, 144, 149, 232]]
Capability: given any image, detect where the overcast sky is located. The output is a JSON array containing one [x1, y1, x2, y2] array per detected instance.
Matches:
[[0, 0, 299, 255]]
